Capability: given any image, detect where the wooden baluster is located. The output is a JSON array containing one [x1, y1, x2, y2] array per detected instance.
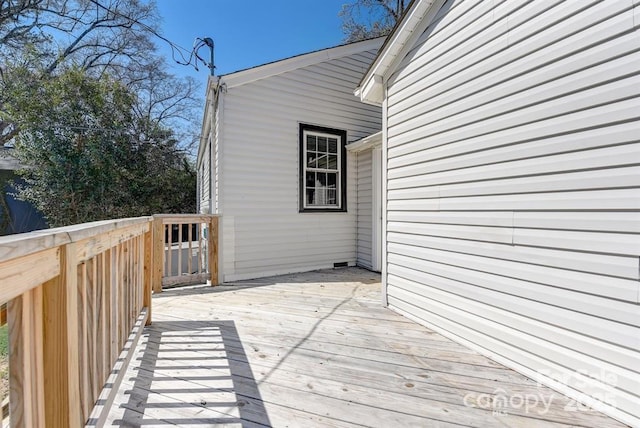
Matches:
[[108, 247, 118, 369], [43, 243, 82, 427], [177, 224, 183, 277], [209, 216, 219, 286], [143, 229, 153, 326], [166, 223, 173, 279], [197, 223, 203, 275], [77, 261, 90, 422], [187, 223, 193, 275], [8, 286, 45, 428], [152, 217, 163, 294]]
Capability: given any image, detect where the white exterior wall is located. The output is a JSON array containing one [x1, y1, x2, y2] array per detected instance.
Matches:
[[355, 149, 373, 269], [217, 47, 382, 281], [384, 1, 640, 425], [198, 140, 210, 213], [213, 99, 221, 215]]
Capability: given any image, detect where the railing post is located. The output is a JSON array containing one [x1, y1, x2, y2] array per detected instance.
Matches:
[[151, 217, 164, 294], [209, 216, 219, 286], [43, 243, 82, 427], [143, 228, 153, 326], [8, 286, 45, 428]]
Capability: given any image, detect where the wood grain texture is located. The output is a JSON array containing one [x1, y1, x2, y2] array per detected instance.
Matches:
[[97, 268, 626, 428], [77, 261, 90, 422], [0, 213, 218, 426], [155, 214, 216, 224], [75, 223, 150, 263], [8, 286, 45, 428], [43, 243, 82, 427], [143, 230, 152, 326], [151, 218, 164, 294], [0, 248, 59, 304], [86, 310, 149, 428], [0, 217, 153, 265]]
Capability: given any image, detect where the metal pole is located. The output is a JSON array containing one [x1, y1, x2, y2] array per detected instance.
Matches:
[[203, 37, 215, 76]]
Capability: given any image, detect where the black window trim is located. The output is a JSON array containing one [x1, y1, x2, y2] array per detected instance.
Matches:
[[299, 123, 348, 213]]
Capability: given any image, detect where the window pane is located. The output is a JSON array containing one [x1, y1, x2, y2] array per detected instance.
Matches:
[[328, 189, 336, 204], [328, 138, 338, 153], [327, 173, 337, 188], [306, 172, 315, 187], [328, 155, 337, 170], [317, 154, 328, 169], [316, 188, 327, 205], [301, 128, 344, 210], [318, 137, 327, 153], [318, 172, 327, 186], [306, 188, 316, 205], [306, 135, 316, 151], [307, 152, 317, 168]]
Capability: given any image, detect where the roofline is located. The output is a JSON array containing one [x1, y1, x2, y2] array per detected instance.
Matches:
[[220, 37, 385, 89], [346, 131, 382, 153], [197, 75, 219, 169], [356, 0, 446, 105]]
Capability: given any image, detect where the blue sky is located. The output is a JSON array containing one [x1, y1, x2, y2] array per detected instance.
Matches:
[[156, 1, 352, 82]]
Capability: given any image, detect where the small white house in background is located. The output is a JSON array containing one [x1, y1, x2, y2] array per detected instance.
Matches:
[[197, 37, 384, 282], [357, 0, 640, 426]]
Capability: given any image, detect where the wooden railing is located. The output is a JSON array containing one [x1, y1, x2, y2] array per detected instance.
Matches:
[[1, 303, 8, 425], [153, 214, 218, 290], [0, 214, 219, 427]]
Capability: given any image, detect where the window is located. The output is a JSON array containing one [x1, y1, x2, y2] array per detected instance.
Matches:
[[299, 124, 347, 212]]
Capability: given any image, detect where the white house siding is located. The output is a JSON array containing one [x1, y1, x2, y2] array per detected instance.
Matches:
[[356, 149, 373, 269], [198, 141, 210, 213], [384, 0, 640, 425], [218, 48, 382, 281], [213, 103, 221, 215]]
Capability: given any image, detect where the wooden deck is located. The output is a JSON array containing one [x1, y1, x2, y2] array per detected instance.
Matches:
[[97, 268, 626, 427]]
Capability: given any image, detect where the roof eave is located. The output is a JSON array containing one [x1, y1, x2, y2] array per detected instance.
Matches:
[[346, 131, 382, 152], [357, 0, 444, 104], [222, 37, 385, 89], [197, 76, 219, 168], [356, 74, 384, 106]]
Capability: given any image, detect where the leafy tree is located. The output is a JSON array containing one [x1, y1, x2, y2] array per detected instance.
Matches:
[[2, 66, 195, 227], [340, 0, 409, 42], [0, 0, 200, 229], [0, 0, 201, 153]]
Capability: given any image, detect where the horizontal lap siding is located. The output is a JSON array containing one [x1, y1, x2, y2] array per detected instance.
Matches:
[[221, 49, 382, 280], [356, 150, 373, 269], [214, 105, 221, 214], [385, 0, 640, 425], [199, 142, 210, 212]]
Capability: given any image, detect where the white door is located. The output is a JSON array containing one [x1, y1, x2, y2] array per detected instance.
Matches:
[[371, 147, 383, 272]]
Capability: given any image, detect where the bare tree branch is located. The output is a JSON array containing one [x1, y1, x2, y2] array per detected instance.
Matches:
[[340, 0, 409, 42]]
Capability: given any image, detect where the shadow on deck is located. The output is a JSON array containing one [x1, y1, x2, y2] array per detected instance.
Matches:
[[110, 320, 269, 426], [100, 267, 627, 428]]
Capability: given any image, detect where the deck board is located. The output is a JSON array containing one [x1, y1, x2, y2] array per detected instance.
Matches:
[[98, 268, 627, 427]]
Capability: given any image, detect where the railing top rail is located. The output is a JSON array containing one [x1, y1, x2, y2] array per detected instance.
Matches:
[[0, 214, 220, 266], [154, 214, 219, 224], [0, 216, 152, 264]]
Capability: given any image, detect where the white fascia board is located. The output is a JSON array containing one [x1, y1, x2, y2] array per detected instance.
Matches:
[[357, 0, 444, 104], [357, 74, 385, 105], [197, 76, 219, 168], [221, 37, 385, 89], [346, 131, 382, 153]]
